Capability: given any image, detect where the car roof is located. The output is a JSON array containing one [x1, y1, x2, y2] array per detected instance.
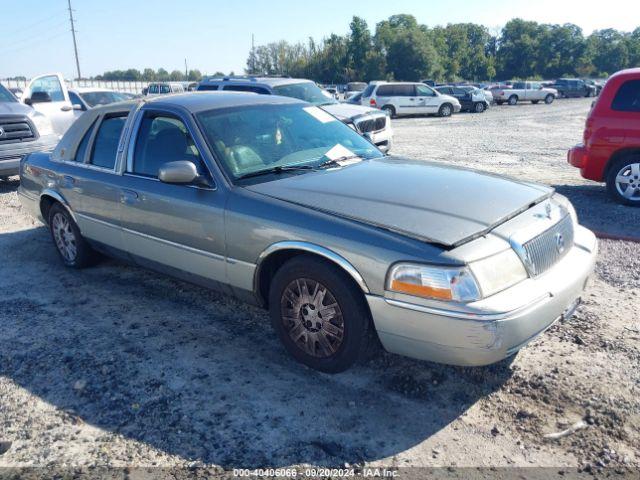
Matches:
[[609, 68, 640, 80], [88, 91, 304, 115], [200, 76, 314, 88]]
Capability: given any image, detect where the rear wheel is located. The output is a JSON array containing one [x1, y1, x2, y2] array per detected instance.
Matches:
[[508, 95, 518, 106], [606, 155, 640, 206], [381, 105, 396, 118], [268, 256, 374, 373], [473, 102, 486, 113], [48, 203, 97, 268], [544, 94, 555, 104], [438, 103, 453, 117]]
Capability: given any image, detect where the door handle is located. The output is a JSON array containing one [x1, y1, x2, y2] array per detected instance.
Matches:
[[60, 105, 72, 112], [409, 98, 416, 101], [120, 189, 139, 205]]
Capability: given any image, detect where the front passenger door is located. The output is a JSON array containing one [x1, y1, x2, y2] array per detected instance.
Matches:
[[119, 110, 228, 286], [416, 85, 440, 114]]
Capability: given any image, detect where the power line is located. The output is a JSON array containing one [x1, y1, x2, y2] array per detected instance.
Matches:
[[1, 11, 67, 38], [0, 29, 69, 55], [67, 0, 81, 80]]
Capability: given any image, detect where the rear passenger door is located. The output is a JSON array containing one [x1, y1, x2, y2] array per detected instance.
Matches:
[[118, 108, 228, 285], [59, 112, 130, 252]]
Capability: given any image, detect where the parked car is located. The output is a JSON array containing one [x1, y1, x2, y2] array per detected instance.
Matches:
[[68, 88, 130, 111], [344, 82, 367, 100], [435, 85, 490, 113], [344, 91, 363, 105], [197, 76, 393, 152], [568, 68, 640, 206], [0, 83, 58, 179], [21, 73, 83, 136], [585, 79, 605, 96], [551, 78, 597, 98], [18, 93, 597, 372], [361, 82, 461, 117], [493, 81, 557, 105], [144, 82, 186, 96]]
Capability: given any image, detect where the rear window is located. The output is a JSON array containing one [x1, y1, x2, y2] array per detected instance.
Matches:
[[611, 80, 640, 113], [362, 85, 376, 98], [223, 85, 270, 94]]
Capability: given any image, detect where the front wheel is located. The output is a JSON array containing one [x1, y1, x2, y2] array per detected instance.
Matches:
[[438, 103, 453, 117], [48, 203, 97, 268], [544, 94, 555, 104], [474, 102, 486, 113], [268, 256, 374, 373], [606, 156, 640, 206]]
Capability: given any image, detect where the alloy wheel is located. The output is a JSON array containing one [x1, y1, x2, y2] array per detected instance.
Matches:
[[280, 278, 345, 358], [52, 212, 78, 262], [615, 163, 640, 202]]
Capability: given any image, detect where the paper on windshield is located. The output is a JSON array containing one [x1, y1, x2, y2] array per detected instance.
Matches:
[[303, 106, 337, 124], [324, 144, 361, 165]]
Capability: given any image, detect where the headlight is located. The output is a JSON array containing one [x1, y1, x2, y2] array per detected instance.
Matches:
[[31, 114, 54, 137], [468, 249, 528, 298], [387, 264, 481, 302]]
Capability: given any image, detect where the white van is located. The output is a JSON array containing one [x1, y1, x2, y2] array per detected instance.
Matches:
[[361, 82, 461, 118]]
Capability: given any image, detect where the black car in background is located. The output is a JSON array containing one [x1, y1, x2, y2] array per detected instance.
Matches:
[[551, 78, 597, 98], [435, 85, 490, 113]]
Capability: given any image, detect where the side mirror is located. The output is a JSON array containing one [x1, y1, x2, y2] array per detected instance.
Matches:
[[158, 161, 210, 187], [29, 91, 52, 104], [72, 104, 84, 111]]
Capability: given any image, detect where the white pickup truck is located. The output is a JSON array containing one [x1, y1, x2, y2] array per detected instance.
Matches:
[[494, 81, 557, 106]]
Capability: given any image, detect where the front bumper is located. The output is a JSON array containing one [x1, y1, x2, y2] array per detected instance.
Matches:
[[367, 226, 597, 366], [0, 134, 58, 176], [453, 104, 462, 113]]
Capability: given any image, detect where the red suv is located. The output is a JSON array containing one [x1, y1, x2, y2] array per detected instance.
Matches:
[[568, 68, 640, 206]]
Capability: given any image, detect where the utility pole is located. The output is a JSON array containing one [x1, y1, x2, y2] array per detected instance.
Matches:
[[67, 0, 81, 80], [184, 58, 188, 79], [251, 34, 255, 74]]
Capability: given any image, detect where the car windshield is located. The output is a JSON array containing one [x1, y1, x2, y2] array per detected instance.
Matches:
[[0, 85, 17, 103], [272, 82, 337, 106], [197, 103, 383, 180], [79, 91, 129, 107]]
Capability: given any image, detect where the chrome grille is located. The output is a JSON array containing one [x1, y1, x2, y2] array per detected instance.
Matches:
[[0, 117, 35, 143], [523, 214, 574, 276], [355, 116, 386, 133]]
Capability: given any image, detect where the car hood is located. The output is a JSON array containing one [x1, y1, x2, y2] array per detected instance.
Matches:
[[0, 102, 34, 116], [245, 156, 553, 247], [320, 103, 384, 121]]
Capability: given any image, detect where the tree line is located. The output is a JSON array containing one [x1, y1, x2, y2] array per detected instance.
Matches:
[[245, 15, 640, 83], [93, 68, 208, 82]]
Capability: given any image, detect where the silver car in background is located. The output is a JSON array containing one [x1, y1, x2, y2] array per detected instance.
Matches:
[[18, 92, 597, 373]]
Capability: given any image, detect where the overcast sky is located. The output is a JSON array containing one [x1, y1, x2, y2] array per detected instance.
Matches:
[[1, 0, 638, 79]]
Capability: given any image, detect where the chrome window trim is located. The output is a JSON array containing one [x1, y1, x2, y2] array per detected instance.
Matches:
[[122, 172, 217, 192]]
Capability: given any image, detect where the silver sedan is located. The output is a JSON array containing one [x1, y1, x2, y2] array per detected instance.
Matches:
[[18, 92, 597, 373]]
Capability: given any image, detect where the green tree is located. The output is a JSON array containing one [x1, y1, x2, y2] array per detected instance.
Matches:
[[497, 19, 543, 79], [347, 16, 373, 80]]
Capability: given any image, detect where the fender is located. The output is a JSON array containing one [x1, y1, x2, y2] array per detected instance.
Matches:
[[39, 189, 78, 224], [254, 241, 370, 295]]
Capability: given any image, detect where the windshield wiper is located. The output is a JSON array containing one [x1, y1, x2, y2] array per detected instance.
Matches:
[[236, 164, 315, 180], [316, 155, 363, 169]]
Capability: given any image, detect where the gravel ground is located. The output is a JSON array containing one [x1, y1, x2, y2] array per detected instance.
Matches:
[[0, 98, 638, 475]]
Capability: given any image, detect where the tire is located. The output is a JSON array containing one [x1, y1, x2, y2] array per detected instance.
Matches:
[[438, 103, 453, 117], [48, 203, 98, 268], [606, 155, 640, 206], [544, 94, 555, 104], [508, 95, 518, 106], [381, 105, 396, 118], [268, 255, 374, 373], [531, 100, 539, 105], [496, 100, 504, 106], [473, 102, 486, 113]]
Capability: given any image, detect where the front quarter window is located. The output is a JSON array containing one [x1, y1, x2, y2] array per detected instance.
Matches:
[[197, 103, 383, 180]]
